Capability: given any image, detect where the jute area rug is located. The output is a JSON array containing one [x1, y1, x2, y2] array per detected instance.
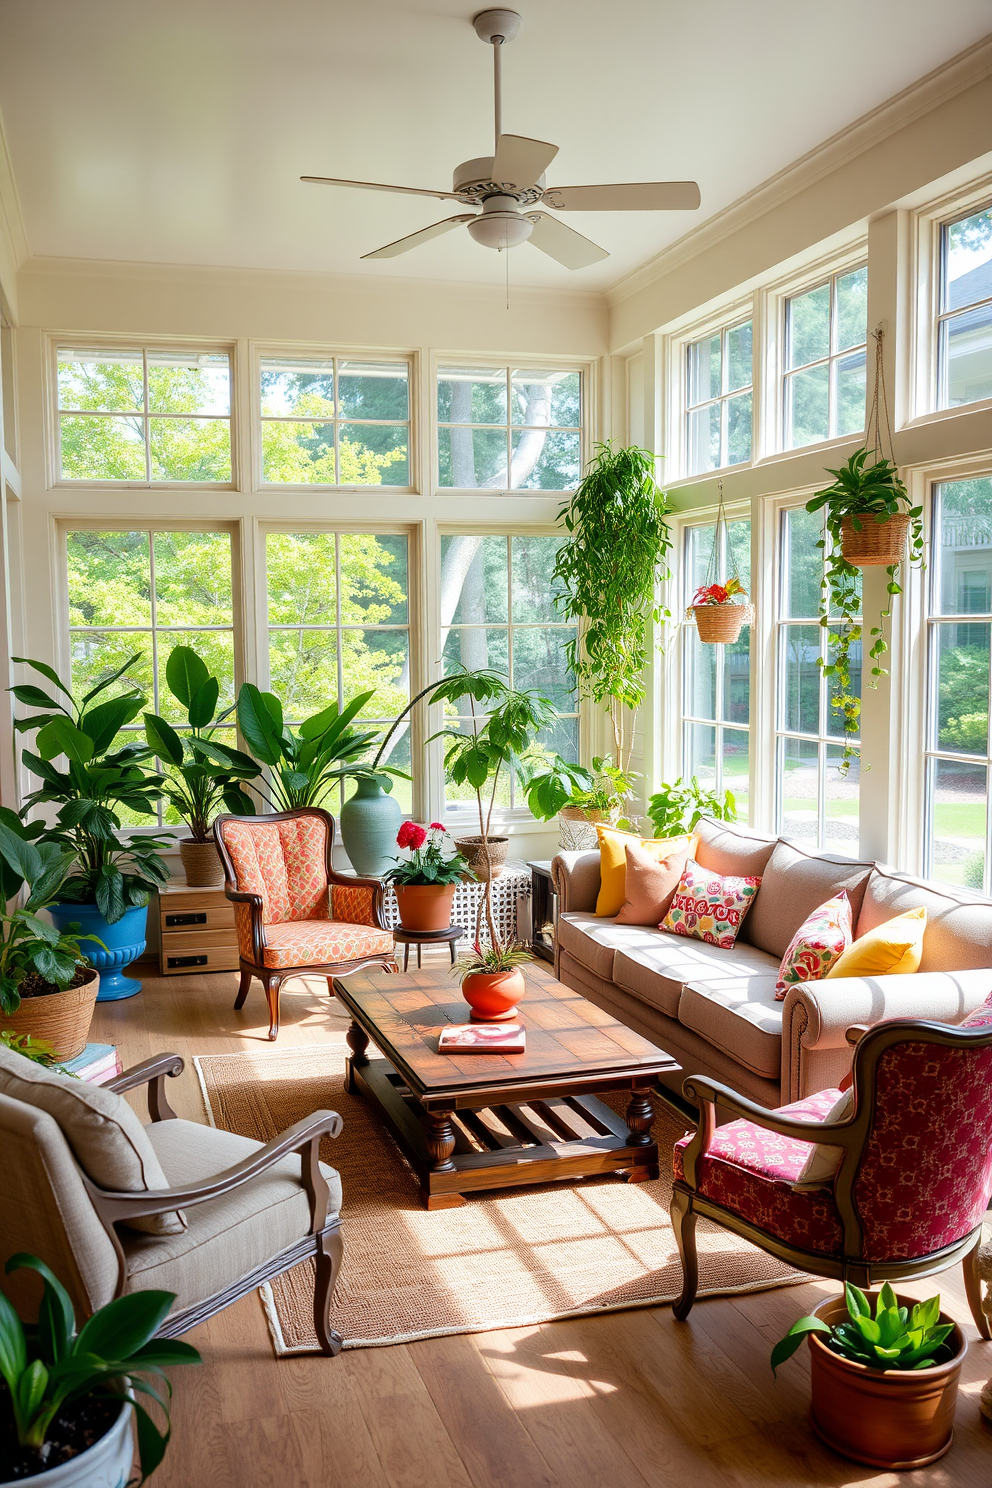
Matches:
[[194, 1047, 804, 1354]]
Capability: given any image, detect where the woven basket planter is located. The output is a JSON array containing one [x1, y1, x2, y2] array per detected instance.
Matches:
[[840, 512, 910, 567], [689, 602, 753, 644], [454, 835, 509, 882], [558, 805, 620, 851], [180, 838, 225, 887], [0, 968, 100, 1061]]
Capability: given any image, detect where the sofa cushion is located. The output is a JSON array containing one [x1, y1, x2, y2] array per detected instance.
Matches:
[[827, 905, 927, 979], [858, 867, 992, 972], [694, 818, 777, 880], [615, 839, 694, 925], [661, 860, 762, 949], [594, 827, 693, 917], [677, 975, 784, 1079], [554, 913, 651, 981], [613, 934, 780, 1018], [744, 840, 874, 958]]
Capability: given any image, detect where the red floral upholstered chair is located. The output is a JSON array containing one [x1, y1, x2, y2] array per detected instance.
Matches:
[[214, 808, 396, 1040], [669, 1014, 992, 1333]]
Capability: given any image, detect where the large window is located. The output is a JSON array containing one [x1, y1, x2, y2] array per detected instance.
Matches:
[[682, 518, 751, 819], [924, 477, 992, 889], [783, 266, 867, 449], [437, 366, 581, 490], [439, 534, 577, 812], [264, 531, 411, 806], [65, 527, 236, 825], [684, 320, 753, 476], [259, 357, 410, 487], [937, 205, 992, 410], [57, 347, 232, 483], [775, 507, 861, 851]]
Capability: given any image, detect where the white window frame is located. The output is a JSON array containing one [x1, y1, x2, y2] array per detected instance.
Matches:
[[49, 337, 238, 491], [779, 262, 869, 453], [682, 317, 755, 479], [910, 180, 992, 424], [664, 297, 754, 482]]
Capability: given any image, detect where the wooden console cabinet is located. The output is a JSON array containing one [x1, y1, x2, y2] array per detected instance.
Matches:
[[157, 881, 238, 976]]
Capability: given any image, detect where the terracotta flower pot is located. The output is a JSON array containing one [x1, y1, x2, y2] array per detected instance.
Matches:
[[180, 838, 225, 888], [0, 968, 100, 1062], [394, 883, 457, 933], [840, 512, 910, 567], [454, 835, 509, 881], [807, 1293, 966, 1469], [461, 967, 526, 1022]]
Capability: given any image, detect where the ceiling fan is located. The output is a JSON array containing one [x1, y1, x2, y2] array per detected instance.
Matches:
[[301, 8, 700, 269]]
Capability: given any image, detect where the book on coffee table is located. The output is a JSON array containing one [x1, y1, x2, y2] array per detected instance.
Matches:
[[438, 1023, 526, 1055]]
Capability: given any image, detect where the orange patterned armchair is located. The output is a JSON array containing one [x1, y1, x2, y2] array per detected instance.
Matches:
[[214, 808, 396, 1040]]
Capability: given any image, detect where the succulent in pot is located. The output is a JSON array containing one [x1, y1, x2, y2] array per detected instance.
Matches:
[[143, 647, 261, 888], [383, 822, 468, 933], [450, 940, 531, 1023], [771, 1282, 965, 1469], [0, 1252, 201, 1485]]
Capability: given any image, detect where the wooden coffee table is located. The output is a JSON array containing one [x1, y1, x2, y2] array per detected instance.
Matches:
[[333, 961, 678, 1210]]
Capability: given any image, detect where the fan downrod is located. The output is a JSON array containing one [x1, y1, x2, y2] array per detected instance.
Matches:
[[472, 10, 521, 45]]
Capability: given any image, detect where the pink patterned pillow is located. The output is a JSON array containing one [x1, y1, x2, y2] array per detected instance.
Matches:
[[959, 994, 992, 1030], [775, 890, 853, 1000], [660, 859, 761, 949]]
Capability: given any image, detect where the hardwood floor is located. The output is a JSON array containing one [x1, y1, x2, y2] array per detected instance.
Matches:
[[94, 963, 992, 1488]]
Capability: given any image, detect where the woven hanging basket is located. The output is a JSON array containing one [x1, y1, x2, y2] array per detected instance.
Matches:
[[840, 512, 910, 567], [0, 968, 100, 1061], [689, 602, 753, 644]]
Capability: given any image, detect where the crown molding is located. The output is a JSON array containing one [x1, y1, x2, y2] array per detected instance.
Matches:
[[605, 33, 992, 314]]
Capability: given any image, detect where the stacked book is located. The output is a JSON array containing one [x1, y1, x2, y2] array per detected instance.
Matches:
[[60, 1043, 123, 1085]]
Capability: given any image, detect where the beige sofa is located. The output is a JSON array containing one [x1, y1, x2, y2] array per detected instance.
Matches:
[[552, 818, 992, 1111]]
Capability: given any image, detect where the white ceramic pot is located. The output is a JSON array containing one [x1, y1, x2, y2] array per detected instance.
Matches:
[[0, 1401, 134, 1488]]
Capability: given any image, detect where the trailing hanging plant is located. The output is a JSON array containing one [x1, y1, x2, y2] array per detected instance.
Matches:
[[552, 442, 672, 774]]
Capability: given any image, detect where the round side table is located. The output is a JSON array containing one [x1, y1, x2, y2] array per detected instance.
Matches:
[[392, 925, 464, 971]]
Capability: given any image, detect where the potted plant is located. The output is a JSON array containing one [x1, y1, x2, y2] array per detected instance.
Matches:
[[522, 755, 638, 849], [687, 576, 753, 645], [12, 657, 173, 1003], [552, 442, 672, 776], [143, 647, 261, 887], [646, 776, 737, 838], [0, 1252, 200, 1485], [804, 447, 924, 766], [771, 1282, 964, 1470], [0, 819, 103, 1061], [383, 822, 467, 932]]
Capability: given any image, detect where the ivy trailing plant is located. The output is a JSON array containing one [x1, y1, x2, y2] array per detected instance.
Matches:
[[805, 451, 923, 771], [552, 442, 672, 774]]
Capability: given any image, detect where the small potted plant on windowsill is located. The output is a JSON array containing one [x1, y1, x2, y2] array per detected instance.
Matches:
[[522, 755, 638, 850], [771, 1282, 965, 1470], [383, 822, 468, 933], [0, 1253, 201, 1486]]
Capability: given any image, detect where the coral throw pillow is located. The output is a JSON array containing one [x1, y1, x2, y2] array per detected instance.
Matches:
[[774, 891, 853, 999], [660, 859, 761, 949], [594, 825, 693, 917], [615, 839, 695, 926], [825, 905, 927, 979]]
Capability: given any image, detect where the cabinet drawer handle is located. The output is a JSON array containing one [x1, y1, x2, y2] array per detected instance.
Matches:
[[165, 912, 208, 927], [167, 954, 208, 968]]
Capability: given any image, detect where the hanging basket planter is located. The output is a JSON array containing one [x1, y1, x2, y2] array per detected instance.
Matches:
[[688, 601, 753, 644], [840, 512, 911, 567]]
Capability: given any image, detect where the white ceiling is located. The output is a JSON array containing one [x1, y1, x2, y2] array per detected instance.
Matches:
[[0, 0, 989, 292]]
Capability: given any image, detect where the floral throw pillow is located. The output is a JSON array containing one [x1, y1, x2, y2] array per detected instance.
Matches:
[[660, 859, 761, 949], [774, 890, 853, 1000]]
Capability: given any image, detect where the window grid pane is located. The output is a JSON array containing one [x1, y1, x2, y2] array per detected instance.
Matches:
[[781, 265, 867, 451], [260, 357, 411, 488], [937, 203, 992, 410], [437, 366, 582, 491], [684, 320, 753, 476]]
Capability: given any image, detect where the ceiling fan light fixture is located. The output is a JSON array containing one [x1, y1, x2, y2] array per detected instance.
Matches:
[[467, 194, 534, 249]]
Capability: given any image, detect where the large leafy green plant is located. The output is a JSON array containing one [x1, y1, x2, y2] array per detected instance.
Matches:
[[12, 657, 172, 922], [236, 685, 381, 811], [0, 816, 103, 1015], [522, 754, 636, 823], [0, 1253, 200, 1482], [646, 776, 737, 838], [143, 648, 260, 840], [771, 1282, 955, 1375], [552, 442, 672, 773], [805, 448, 924, 766]]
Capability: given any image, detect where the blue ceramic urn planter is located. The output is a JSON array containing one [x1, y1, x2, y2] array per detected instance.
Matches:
[[49, 902, 149, 1002]]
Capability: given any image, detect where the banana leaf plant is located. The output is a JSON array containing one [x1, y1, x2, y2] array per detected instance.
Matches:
[[11, 656, 172, 922], [143, 647, 260, 840], [235, 684, 383, 811]]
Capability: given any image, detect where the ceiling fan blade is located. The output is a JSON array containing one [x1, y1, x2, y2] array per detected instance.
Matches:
[[360, 214, 477, 260], [491, 134, 559, 192], [302, 175, 464, 202], [526, 212, 608, 270], [543, 181, 701, 211]]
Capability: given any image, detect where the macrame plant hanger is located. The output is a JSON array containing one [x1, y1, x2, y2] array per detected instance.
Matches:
[[688, 481, 754, 644], [865, 325, 896, 467]]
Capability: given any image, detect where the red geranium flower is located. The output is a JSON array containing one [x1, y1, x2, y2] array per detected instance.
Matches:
[[429, 822, 446, 832], [396, 820, 427, 851]]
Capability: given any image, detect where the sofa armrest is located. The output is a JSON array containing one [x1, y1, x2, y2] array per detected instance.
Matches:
[[781, 968, 992, 1101], [551, 851, 601, 914]]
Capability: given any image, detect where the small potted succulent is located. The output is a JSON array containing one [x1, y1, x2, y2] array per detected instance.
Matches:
[[771, 1282, 965, 1470], [686, 576, 752, 644], [383, 822, 467, 933], [0, 1252, 201, 1485]]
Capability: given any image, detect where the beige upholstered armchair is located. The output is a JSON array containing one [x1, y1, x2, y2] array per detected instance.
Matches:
[[0, 1046, 345, 1355]]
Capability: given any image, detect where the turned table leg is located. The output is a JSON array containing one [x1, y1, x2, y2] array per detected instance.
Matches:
[[421, 1108, 465, 1209], [624, 1086, 659, 1183], [343, 1019, 370, 1094]]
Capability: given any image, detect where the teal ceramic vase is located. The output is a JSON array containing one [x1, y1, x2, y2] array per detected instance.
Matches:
[[340, 777, 403, 877]]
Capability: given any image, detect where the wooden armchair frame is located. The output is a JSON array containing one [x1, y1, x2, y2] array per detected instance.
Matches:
[[81, 1054, 345, 1356], [671, 1018, 992, 1332], [214, 807, 397, 1040]]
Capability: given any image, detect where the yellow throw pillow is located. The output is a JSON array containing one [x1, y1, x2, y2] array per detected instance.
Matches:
[[595, 825, 694, 917], [825, 905, 927, 979]]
